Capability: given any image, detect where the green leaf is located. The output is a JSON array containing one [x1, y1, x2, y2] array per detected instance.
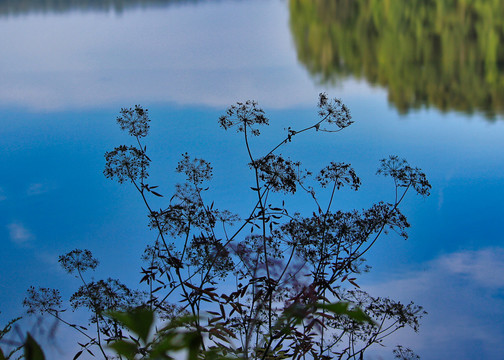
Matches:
[[161, 315, 198, 331], [149, 331, 192, 358], [108, 307, 154, 343], [108, 340, 138, 360], [149, 332, 178, 356], [24, 333, 45, 360], [0, 348, 6, 360], [186, 332, 202, 360], [148, 326, 203, 359], [316, 302, 375, 324]]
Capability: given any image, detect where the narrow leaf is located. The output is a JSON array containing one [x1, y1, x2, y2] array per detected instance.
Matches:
[[24, 334, 45, 360], [107, 308, 154, 344], [316, 302, 375, 324], [108, 340, 138, 359]]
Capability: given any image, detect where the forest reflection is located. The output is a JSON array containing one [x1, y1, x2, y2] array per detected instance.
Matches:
[[0, 0, 198, 15], [289, 0, 504, 118]]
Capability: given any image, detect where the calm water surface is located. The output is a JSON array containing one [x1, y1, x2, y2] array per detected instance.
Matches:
[[1, 1, 504, 358]]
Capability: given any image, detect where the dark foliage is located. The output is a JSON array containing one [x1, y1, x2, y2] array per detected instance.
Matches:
[[219, 100, 269, 136], [58, 248, 99, 275], [23, 287, 62, 315], [104, 145, 150, 184], [116, 105, 150, 138], [23, 94, 428, 359]]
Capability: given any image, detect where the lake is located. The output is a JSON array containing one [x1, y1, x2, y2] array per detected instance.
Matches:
[[1, 0, 504, 358]]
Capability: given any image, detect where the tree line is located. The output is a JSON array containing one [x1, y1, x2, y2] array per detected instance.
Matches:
[[290, 0, 504, 118]]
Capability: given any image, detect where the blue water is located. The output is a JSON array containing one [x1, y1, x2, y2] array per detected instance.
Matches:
[[1, 1, 504, 358]]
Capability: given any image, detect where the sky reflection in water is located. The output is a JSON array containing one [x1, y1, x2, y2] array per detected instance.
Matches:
[[0, 0, 320, 111], [1, 1, 504, 358]]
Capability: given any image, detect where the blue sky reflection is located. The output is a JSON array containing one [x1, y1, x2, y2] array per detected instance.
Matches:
[[1, 1, 504, 359]]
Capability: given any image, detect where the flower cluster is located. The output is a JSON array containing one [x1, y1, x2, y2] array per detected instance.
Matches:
[[104, 145, 150, 184], [116, 105, 150, 138], [218, 100, 269, 136], [377, 155, 431, 196], [316, 162, 361, 190], [317, 93, 353, 131], [176, 153, 213, 185], [58, 249, 99, 274], [253, 154, 303, 194]]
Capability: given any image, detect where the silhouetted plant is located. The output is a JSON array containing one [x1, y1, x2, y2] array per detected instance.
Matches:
[[23, 288, 62, 316], [116, 105, 150, 138], [23, 250, 143, 359], [23, 94, 429, 359], [59, 249, 99, 275], [218, 100, 268, 136], [0, 316, 23, 360], [393, 345, 421, 360]]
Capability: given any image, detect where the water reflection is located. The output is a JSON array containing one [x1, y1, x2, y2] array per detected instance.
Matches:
[[289, 0, 504, 118], [1, 1, 504, 358], [0, 0, 200, 16], [0, 1, 313, 111]]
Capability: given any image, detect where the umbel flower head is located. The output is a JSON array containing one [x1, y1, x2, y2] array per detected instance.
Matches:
[[23, 287, 62, 315], [316, 93, 353, 131], [218, 100, 269, 136], [377, 155, 431, 196], [58, 249, 99, 274], [104, 145, 150, 184], [176, 152, 213, 185], [116, 105, 150, 138]]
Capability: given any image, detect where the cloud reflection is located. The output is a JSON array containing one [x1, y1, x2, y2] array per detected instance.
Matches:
[[363, 248, 504, 359], [0, 2, 370, 112], [7, 222, 34, 245], [26, 182, 50, 196]]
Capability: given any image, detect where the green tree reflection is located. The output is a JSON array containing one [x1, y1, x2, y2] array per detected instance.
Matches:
[[289, 0, 504, 118]]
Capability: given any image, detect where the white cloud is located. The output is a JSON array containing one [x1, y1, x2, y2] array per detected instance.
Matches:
[[7, 222, 34, 245], [26, 183, 49, 196], [361, 248, 504, 359], [438, 247, 504, 288]]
